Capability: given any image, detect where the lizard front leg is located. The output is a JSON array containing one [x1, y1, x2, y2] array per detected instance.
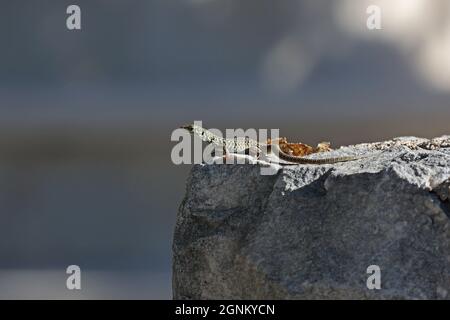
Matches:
[[222, 146, 231, 163], [223, 147, 259, 164]]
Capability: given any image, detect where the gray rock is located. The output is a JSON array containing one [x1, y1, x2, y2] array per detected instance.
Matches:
[[173, 136, 450, 299]]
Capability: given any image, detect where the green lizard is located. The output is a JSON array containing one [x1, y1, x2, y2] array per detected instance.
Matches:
[[181, 124, 363, 165]]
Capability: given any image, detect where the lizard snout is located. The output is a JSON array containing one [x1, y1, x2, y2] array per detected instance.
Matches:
[[180, 124, 194, 132]]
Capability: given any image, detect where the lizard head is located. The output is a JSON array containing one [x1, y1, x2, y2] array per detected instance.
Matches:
[[180, 124, 195, 133]]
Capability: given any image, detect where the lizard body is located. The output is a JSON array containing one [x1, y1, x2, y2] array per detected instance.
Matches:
[[181, 124, 363, 165]]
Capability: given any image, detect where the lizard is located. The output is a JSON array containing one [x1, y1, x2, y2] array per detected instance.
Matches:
[[180, 123, 364, 165]]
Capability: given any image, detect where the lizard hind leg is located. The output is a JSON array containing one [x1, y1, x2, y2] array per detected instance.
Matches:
[[243, 146, 261, 157], [243, 146, 262, 164], [253, 146, 263, 159]]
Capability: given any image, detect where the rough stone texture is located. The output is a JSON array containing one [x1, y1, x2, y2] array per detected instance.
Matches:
[[173, 136, 450, 299]]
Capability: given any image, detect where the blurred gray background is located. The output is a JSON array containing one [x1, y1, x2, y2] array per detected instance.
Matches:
[[1, 0, 449, 299]]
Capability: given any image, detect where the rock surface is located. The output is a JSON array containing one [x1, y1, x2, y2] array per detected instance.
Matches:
[[173, 136, 450, 299]]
